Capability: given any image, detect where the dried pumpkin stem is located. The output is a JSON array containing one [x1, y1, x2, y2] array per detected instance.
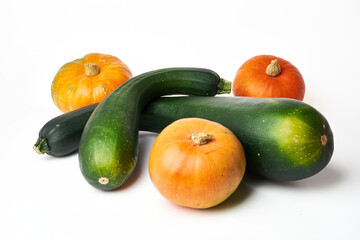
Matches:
[[266, 59, 281, 77], [84, 63, 100, 76], [191, 133, 214, 145]]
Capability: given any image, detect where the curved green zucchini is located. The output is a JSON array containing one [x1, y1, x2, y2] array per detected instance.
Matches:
[[34, 96, 333, 181], [141, 96, 334, 181], [78, 68, 231, 190]]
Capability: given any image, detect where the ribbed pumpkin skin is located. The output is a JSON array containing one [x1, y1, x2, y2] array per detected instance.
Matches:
[[148, 118, 246, 209], [51, 53, 132, 112], [233, 55, 305, 101]]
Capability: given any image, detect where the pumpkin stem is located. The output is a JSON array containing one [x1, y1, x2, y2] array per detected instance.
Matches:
[[266, 59, 282, 77], [33, 137, 50, 154], [191, 133, 215, 145], [84, 63, 100, 76]]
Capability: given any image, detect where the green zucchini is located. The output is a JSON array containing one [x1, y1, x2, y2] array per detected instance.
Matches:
[[34, 103, 97, 157], [78, 68, 231, 190], [141, 96, 334, 181], [35, 95, 333, 181]]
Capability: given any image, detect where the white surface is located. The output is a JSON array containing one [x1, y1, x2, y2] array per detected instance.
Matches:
[[1, 0, 359, 239]]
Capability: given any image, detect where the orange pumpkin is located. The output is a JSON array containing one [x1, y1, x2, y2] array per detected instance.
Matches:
[[233, 55, 305, 101], [148, 118, 246, 209], [51, 53, 132, 112]]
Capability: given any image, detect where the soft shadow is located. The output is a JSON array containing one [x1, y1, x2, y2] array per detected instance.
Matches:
[[207, 180, 253, 211], [242, 162, 344, 190], [118, 131, 158, 190], [40, 151, 78, 161], [290, 165, 344, 189]]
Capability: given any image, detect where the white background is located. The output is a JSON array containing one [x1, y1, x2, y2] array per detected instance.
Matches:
[[1, 0, 359, 239]]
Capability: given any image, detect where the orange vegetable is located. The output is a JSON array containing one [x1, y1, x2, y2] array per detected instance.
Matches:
[[233, 55, 305, 101], [148, 118, 246, 209], [51, 53, 132, 112]]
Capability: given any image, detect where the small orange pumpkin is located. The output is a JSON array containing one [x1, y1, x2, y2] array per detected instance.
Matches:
[[51, 53, 132, 112], [233, 55, 305, 101], [148, 118, 246, 209]]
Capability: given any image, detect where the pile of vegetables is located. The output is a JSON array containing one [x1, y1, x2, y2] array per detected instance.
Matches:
[[34, 53, 334, 209]]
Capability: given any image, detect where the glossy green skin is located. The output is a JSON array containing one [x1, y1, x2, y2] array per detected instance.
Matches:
[[37, 95, 333, 181], [79, 68, 227, 190], [35, 103, 96, 157], [140, 96, 334, 181]]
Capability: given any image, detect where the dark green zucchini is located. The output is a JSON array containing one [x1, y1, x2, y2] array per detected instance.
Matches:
[[78, 68, 231, 190], [34, 103, 97, 157], [141, 96, 334, 181], [35, 95, 333, 181]]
